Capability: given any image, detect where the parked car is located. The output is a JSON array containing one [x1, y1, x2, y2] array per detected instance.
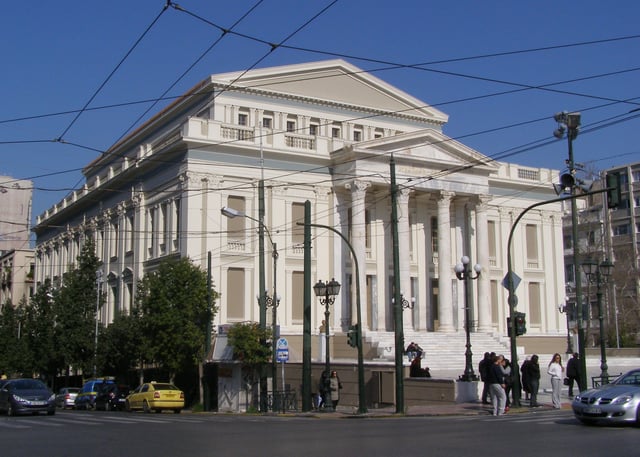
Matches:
[[572, 369, 640, 425], [95, 384, 130, 411], [126, 382, 184, 414], [55, 387, 80, 409], [74, 378, 114, 410], [0, 378, 56, 416]]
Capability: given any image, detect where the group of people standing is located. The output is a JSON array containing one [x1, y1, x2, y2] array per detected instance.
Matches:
[[480, 351, 584, 415]]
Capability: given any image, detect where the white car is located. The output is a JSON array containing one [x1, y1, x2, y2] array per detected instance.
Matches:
[[572, 369, 640, 425]]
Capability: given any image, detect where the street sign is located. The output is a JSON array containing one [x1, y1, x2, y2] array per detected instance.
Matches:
[[502, 271, 521, 291], [276, 337, 289, 363]]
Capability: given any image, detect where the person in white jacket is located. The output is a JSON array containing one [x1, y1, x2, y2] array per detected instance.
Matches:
[[547, 353, 565, 409]]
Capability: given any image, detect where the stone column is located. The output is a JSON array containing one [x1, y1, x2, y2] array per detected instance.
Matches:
[[345, 180, 370, 328], [475, 195, 492, 332], [437, 191, 455, 332]]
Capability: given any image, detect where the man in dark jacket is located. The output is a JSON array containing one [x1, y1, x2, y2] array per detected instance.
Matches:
[[478, 352, 494, 404], [566, 352, 583, 396]]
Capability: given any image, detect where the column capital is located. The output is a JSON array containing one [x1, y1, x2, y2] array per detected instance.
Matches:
[[475, 194, 491, 212], [345, 180, 371, 199], [437, 190, 455, 206]]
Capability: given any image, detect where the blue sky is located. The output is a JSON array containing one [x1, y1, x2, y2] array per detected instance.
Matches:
[[1, 0, 639, 222]]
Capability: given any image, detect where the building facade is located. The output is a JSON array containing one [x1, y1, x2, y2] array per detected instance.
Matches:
[[33, 60, 567, 360], [0, 177, 32, 255]]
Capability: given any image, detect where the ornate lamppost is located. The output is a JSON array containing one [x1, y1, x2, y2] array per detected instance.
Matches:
[[313, 278, 341, 410], [454, 256, 481, 382], [582, 257, 614, 384]]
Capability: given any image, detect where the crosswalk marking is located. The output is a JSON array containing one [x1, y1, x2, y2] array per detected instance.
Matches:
[[0, 412, 206, 430]]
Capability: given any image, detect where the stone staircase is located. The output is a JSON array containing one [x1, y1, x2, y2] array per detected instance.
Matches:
[[363, 330, 511, 371]]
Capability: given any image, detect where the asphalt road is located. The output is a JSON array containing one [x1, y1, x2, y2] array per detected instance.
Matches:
[[0, 408, 637, 457]]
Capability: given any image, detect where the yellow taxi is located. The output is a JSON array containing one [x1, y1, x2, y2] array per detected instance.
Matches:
[[125, 382, 184, 414]]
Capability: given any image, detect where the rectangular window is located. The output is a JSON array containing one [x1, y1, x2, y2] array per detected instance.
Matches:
[[286, 121, 296, 132], [227, 268, 245, 320], [525, 224, 538, 268], [491, 280, 499, 325], [292, 271, 304, 323], [126, 213, 134, 252], [365, 209, 371, 250], [332, 127, 340, 138], [431, 216, 438, 256], [613, 224, 630, 236], [238, 113, 248, 126], [291, 202, 305, 245], [353, 130, 362, 141], [226, 196, 246, 240], [111, 221, 119, 258], [528, 282, 541, 326], [309, 124, 318, 136], [563, 234, 573, 250], [262, 117, 272, 129], [488, 220, 496, 266]]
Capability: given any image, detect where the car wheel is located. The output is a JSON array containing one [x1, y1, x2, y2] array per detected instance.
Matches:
[[125, 400, 132, 412], [173, 409, 181, 414], [47, 410, 55, 416], [105, 402, 111, 412], [635, 407, 640, 427], [143, 400, 151, 414], [7, 404, 15, 417]]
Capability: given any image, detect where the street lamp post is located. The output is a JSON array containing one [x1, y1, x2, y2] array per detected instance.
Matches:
[[94, 270, 103, 378], [221, 206, 278, 411], [454, 256, 481, 382], [553, 110, 588, 391], [558, 297, 574, 355], [313, 278, 340, 411], [582, 258, 614, 384]]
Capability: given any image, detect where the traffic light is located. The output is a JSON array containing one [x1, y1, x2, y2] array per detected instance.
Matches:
[[606, 172, 622, 209], [347, 324, 358, 348], [507, 312, 527, 337], [515, 312, 526, 336]]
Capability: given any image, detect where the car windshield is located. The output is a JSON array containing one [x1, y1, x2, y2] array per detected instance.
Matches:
[[153, 384, 178, 391], [12, 379, 46, 390], [614, 371, 640, 386]]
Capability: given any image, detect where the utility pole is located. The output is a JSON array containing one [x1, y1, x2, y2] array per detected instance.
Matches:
[[390, 152, 404, 414], [302, 200, 312, 412]]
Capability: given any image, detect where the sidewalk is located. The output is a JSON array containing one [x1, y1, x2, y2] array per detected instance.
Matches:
[[298, 358, 637, 418]]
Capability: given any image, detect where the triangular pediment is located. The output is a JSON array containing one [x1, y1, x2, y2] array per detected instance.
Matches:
[[352, 129, 497, 172], [211, 59, 448, 125]]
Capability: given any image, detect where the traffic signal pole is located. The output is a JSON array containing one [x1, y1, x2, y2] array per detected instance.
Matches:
[[506, 187, 613, 407]]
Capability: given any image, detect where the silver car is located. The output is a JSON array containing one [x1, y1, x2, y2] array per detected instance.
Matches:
[[55, 387, 80, 409], [572, 369, 640, 425]]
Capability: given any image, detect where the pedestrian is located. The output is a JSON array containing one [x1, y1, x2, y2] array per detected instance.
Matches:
[[520, 356, 531, 400], [547, 353, 564, 409], [486, 354, 507, 416], [329, 370, 342, 411], [479, 352, 494, 404], [501, 358, 513, 410], [525, 354, 541, 407], [566, 352, 582, 396], [317, 371, 329, 409]]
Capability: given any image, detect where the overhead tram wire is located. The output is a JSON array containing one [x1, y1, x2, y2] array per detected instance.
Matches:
[[16, 98, 640, 212], [112, 0, 266, 146], [55, 3, 172, 141]]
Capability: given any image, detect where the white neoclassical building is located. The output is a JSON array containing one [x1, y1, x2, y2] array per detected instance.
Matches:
[[33, 60, 567, 364]]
